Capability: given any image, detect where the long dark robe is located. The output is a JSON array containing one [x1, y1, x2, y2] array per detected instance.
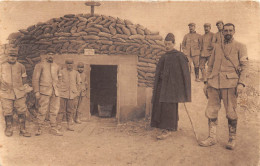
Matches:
[[151, 49, 191, 130]]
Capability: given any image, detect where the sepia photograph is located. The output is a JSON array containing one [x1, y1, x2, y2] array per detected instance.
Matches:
[[0, 0, 259, 165]]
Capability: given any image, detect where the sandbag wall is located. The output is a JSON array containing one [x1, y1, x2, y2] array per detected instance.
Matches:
[[7, 13, 166, 87]]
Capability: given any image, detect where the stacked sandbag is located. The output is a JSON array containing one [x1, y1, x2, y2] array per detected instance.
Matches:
[[7, 13, 166, 87]]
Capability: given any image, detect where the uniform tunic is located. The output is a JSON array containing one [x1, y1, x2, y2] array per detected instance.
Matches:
[[0, 62, 27, 116], [200, 32, 214, 69], [205, 39, 248, 120], [57, 69, 81, 124], [182, 32, 202, 68], [32, 61, 61, 127]]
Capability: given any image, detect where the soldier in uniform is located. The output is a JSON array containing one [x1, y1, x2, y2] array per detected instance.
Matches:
[[0, 48, 31, 137], [200, 23, 214, 82], [32, 52, 63, 136], [199, 23, 248, 150], [182, 23, 202, 82], [57, 59, 81, 131], [212, 20, 224, 45], [74, 62, 88, 124]]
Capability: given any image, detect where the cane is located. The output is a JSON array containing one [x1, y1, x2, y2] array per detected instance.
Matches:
[[183, 103, 199, 143]]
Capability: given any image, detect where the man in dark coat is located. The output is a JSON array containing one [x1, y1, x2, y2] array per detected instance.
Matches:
[[151, 33, 191, 140]]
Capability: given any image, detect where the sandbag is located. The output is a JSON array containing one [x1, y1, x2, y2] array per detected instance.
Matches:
[[78, 17, 88, 22], [112, 34, 129, 39], [77, 21, 87, 27], [108, 16, 116, 22], [136, 28, 145, 35], [116, 17, 125, 25], [129, 34, 145, 40], [147, 40, 157, 45], [97, 40, 113, 45], [83, 35, 100, 40], [63, 26, 72, 33], [128, 26, 137, 35], [94, 24, 104, 29], [144, 28, 151, 35], [108, 45, 116, 51], [126, 46, 135, 53], [84, 27, 101, 33], [98, 32, 112, 39], [138, 83, 147, 87], [155, 40, 165, 46], [138, 70, 146, 78], [100, 45, 110, 51], [99, 19, 109, 25], [93, 16, 103, 24], [121, 27, 131, 36], [63, 20, 74, 27], [86, 22, 95, 28], [77, 25, 86, 32], [138, 57, 157, 64], [152, 49, 163, 55], [103, 21, 113, 28], [88, 16, 97, 22], [137, 62, 149, 67], [116, 27, 123, 34], [124, 19, 133, 26], [109, 26, 117, 35], [139, 47, 146, 55], [54, 32, 71, 37], [64, 14, 75, 18], [145, 35, 163, 41], [43, 27, 52, 34], [88, 32, 99, 36]]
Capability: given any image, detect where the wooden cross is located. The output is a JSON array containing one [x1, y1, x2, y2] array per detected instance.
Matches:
[[85, 2, 101, 16]]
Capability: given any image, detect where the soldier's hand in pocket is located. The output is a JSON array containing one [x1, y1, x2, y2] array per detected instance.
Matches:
[[203, 84, 208, 99], [236, 84, 244, 96], [35, 92, 41, 99]]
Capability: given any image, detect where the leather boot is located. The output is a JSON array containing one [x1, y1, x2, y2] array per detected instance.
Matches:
[[201, 68, 206, 82], [4, 115, 13, 137], [50, 126, 63, 136], [226, 119, 237, 150], [75, 112, 82, 124], [67, 121, 75, 131], [199, 119, 217, 147], [195, 67, 200, 82], [35, 125, 42, 136], [67, 112, 74, 131], [18, 114, 31, 137]]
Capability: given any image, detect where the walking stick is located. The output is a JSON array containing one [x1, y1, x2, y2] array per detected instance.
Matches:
[[183, 103, 199, 143]]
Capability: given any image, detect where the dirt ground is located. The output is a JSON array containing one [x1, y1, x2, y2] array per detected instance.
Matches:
[[0, 61, 259, 166]]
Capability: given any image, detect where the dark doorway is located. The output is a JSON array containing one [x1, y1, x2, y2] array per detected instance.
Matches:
[[90, 65, 117, 117]]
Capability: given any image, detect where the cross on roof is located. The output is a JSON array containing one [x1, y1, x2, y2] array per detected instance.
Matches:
[[85, 2, 101, 16]]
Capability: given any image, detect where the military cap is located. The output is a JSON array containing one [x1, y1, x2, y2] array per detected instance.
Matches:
[[188, 23, 196, 26], [77, 62, 84, 68], [65, 59, 74, 64], [204, 23, 211, 27], [216, 20, 224, 26]]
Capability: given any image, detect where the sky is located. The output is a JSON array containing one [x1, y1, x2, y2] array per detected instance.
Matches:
[[0, 1, 259, 60]]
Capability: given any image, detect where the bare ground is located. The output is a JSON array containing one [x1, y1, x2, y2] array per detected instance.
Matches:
[[0, 61, 259, 166]]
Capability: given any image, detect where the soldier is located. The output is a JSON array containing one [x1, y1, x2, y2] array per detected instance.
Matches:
[[74, 62, 88, 124], [0, 48, 31, 137], [182, 23, 202, 82], [57, 59, 81, 131], [32, 52, 62, 136], [200, 23, 214, 82], [212, 20, 224, 45], [199, 23, 248, 150]]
